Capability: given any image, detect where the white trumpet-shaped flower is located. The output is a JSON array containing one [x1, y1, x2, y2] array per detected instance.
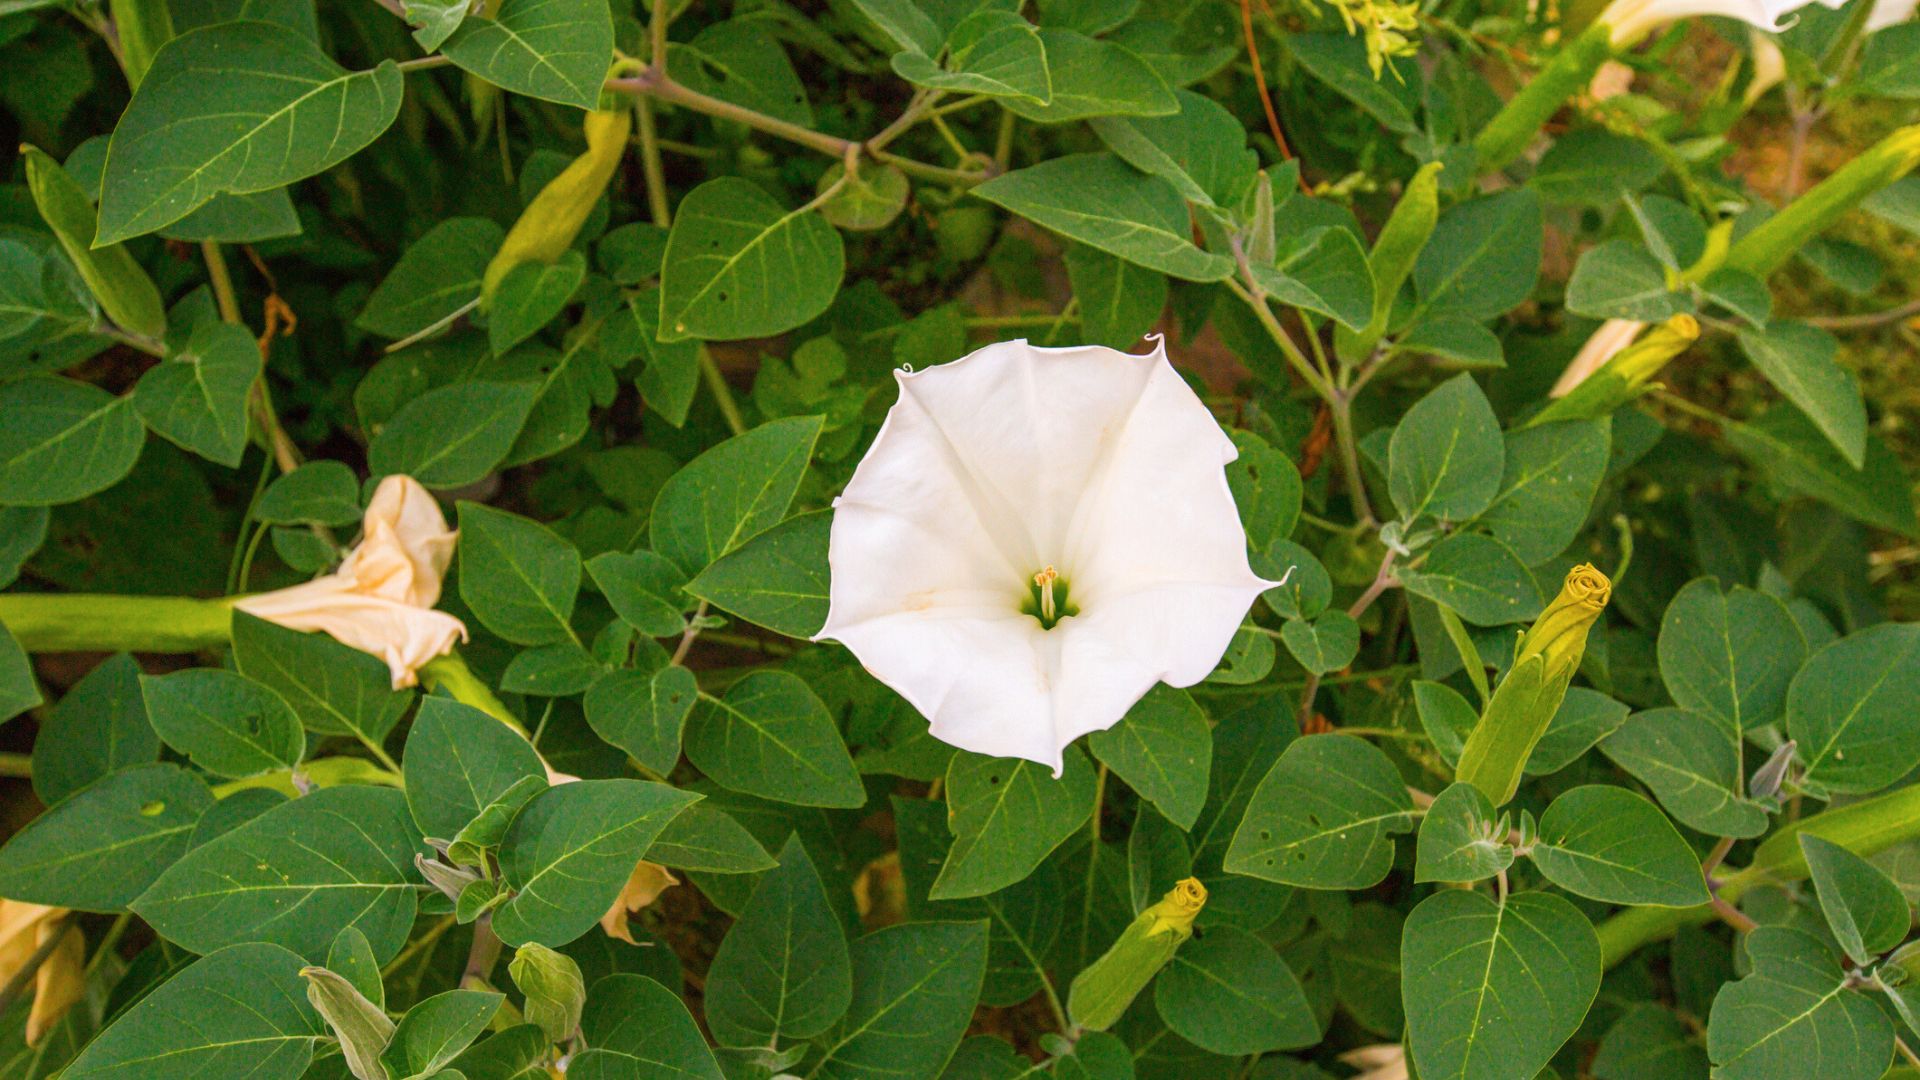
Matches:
[[816, 339, 1276, 774], [236, 474, 467, 688], [1599, 0, 1843, 43]]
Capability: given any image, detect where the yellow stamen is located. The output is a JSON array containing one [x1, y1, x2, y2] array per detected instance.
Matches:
[[1034, 566, 1058, 625]]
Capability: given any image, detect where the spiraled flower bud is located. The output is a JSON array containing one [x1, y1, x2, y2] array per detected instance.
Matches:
[[1066, 878, 1207, 1032], [508, 942, 586, 1043]]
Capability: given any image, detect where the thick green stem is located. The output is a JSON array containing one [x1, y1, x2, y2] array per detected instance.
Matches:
[[1471, 22, 1615, 173], [0, 593, 234, 653]]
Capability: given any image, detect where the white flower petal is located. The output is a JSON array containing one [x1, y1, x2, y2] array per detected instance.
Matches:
[[1603, 0, 1843, 42], [818, 338, 1274, 772]]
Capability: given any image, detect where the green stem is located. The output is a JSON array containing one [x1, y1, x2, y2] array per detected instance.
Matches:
[[1471, 21, 1616, 173], [0, 751, 31, 778], [0, 593, 235, 653], [699, 346, 749, 437], [635, 96, 673, 227]]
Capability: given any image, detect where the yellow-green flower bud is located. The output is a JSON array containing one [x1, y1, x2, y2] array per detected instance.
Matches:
[[1725, 124, 1920, 279], [1524, 315, 1698, 429], [21, 145, 167, 340], [508, 942, 585, 1043], [1066, 878, 1207, 1032], [1456, 564, 1611, 806], [301, 966, 394, 1080], [480, 106, 633, 306], [1471, 22, 1616, 173]]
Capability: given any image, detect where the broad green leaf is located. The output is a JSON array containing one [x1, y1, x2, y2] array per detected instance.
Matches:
[[141, 668, 305, 778], [1331, 902, 1406, 1038], [255, 460, 361, 526], [586, 548, 688, 637], [932, 746, 1097, 900], [1566, 239, 1689, 322], [1414, 781, 1512, 883], [487, 250, 585, 354], [1088, 685, 1211, 830], [892, 11, 1052, 103], [0, 763, 211, 911], [816, 161, 910, 231], [1402, 890, 1601, 1080], [1476, 418, 1610, 565], [1724, 405, 1920, 539], [61, 943, 324, 1080], [1284, 31, 1415, 132], [1788, 622, 1920, 794], [1530, 129, 1665, 207], [1223, 734, 1414, 889], [808, 920, 990, 1080], [1738, 320, 1868, 468], [1657, 577, 1806, 735], [0, 376, 145, 506], [1154, 924, 1317, 1055], [704, 835, 852, 1046], [133, 784, 424, 960], [1600, 707, 1770, 838], [446, 774, 546, 869], [1413, 678, 1477, 766], [846, 0, 941, 53], [685, 509, 830, 638], [1525, 686, 1630, 775], [645, 802, 776, 873], [614, 288, 701, 425], [673, 19, 815, 128], [1279, 611, 1359, 676], [1398, 314, 1505, 369], [97, 22, 402, 243], [381, 989, 502, 1080], [405, 0, 467, 50], [1413, 189, 1544, 320], [402, 697, 545, 840], [1001, 29, 1175, 122], [442, 0, 612, 110], [1090, 89, 1256, 208], [658, 178, 845, 342], [649, 415, 822, 575], [493, 779, 700, 947], [30, 653, 156, 806], [21, 145, 167, 339], [1591, 1003, 1710, 1080], [1851, 21, 1920, 98], [584, 664, 699, 776], [1706, 926, 1892, 1080], [1228, 429, 1303, 552], [570, 974, 725, 1080], [1252, 226, 1375, 331], [683, 670, 864, 808], [1531, 786, 1709, 906], [1398, 533, 1543, 626], [1387, 373, 1504, 523], [1258, 540, 1329, 620], [357, 218, 502, 340], [1801, 833, 1910, 965], [1063, 242, 1167, 350], [231, 611, 414, 741], [973, 153, 1235, 281], [459, 501, 582, 646], [1702, 266, 1772, 327], [367, 380, 537, 489]]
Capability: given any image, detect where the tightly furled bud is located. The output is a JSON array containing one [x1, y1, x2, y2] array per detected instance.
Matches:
[[1528, 315, 1699, 428], [508, 943, 586, 1043], [1726, 124, 1920, 279], [301, 966, 395, 1080], [481, 106, 633, 305], [1066, 878, 1207, 1032], [1456, 565, 1612, 806]]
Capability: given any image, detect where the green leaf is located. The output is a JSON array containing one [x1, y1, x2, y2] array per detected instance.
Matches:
[[972, 153, 1235, 281], [381, 989, 502, 1080], [1788, 622, 1920, 794], [704, 835, 852, 1046], [487, 250, 585, 354], [493, 779, 700, 947], [1724, 405, 1920, 539], [442, 0, 612, 110], [1223, 734, 1415, 889], [1387, 373, 1504, 523], [808, 920, 990, 1080], [133, 784, 424, 960], [255, 460, 361, 526], [1566, 239, 1689, 322], [1530, 785, 1709, 906], [61, 943, 324, 1080], [403, 697, 545, 840], [570, 974, 726, 1080], [1284, 32, 1415, 133], [684, 670, 864, 808], [645, 802, 777, 873], [1252, 226, 1376, 332], [892, 11, 1053, 103], [847, 0, 941, 53], [1413, 679, 1477, 767], [1089, 686, 1210, 830], [816, 161, 911, 232], [1279, 611, 1360, 676], [1801, 833, 1909, 965], [140, 668, 305, 778], [21, 145, 167, 339], [1701, 267, 1772, 327], [649, 415, 822, 575], [0, 376, 145, 506], [1413, 189, 1543, 320], [685, 509, 830, 638], [1063, 243, 1167, 350], [446, 775, 546, 869], [1001, 29, 1175, 122], [1737, 320, 1868, 468], [1402, 890, 1601, 1080], [1706, 926, 1892, 1080], [30, 653, 157, 806], [1601, 707, 1770, 838], [1258, 540, 1329, 620], [0, 763, 211, 911], [1476, 418, 1610, 565], [1526, 686, 1631, 774], [1090, 89, 1255, 208], [1228, 429, 1303, 552], [1398, 533, 1543, 626], [96, 22, 402, 243], [932, 747, 1097, 901], [673, 19, 815, 128], [458, 501, 582, 646], [1154, 924, 1317, 1055], [367, 380, 537, 489], [1414, 781, 1512, 883], [1530, 129, 1665, 207], [585, 664, 699, 776], [231, 610, 414, 742], [1851, 22, 1920, 98], [586, 548, 688, 637], [657, 178, 845, 343], [1591, 1003, 1710, 1080], [357, 218, 502, 340], [1657, 577, 1806, 736]]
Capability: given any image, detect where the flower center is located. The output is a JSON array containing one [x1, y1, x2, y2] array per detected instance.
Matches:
[[1023, 566, 1078, 630]]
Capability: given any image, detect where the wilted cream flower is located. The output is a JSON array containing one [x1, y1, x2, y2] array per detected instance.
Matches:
[[0, 901, 83, 1046], [236, 474, 467, 688], [1599, 0, 1844, 44], [1551, 318, 1646, 397], [816, 339, 1276, 774], [600, 860, 679, 944]]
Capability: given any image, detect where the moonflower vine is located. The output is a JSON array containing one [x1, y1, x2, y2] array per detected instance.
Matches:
[[816, 339, 1278, 774]]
